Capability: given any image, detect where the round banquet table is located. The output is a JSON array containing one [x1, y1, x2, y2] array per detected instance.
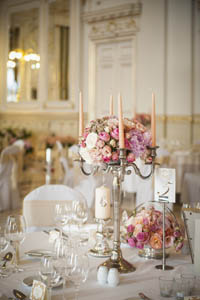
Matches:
[[0, 229, 197, 300]]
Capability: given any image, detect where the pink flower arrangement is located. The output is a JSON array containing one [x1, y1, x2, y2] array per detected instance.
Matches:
[[79, 116, 152, 165], [125, 205, 184, 252]]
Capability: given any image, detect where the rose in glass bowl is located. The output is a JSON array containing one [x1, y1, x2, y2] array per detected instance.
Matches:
[[79, 116, 152, 165], [124, 202, 184, 253]]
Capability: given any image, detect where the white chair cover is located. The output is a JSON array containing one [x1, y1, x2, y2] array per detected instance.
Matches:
[[0, 145, 22, 211], [122, 158, 153, 206], [23, 184, 87, 229], [60, 156, 74, 187], [181, 172, 200, 206]]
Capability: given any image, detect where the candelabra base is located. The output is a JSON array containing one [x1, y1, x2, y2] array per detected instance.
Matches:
[[155, 264, 174, 270], [89, 248, 111, 258], [100, 251, 136, 273]]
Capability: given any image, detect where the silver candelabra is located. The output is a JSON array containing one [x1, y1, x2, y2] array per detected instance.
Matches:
[[76, 146, 158, 273]]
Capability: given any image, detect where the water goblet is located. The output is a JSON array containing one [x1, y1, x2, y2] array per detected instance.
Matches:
[[4, 215, 26, 273], [39, 255, 57, 300], [69, 253, 89, 300], [73, 200, 89, 228], [54, 202, 73, 238]]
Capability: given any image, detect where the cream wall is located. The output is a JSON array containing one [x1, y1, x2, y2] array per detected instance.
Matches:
[[0, 0, 199, 146]]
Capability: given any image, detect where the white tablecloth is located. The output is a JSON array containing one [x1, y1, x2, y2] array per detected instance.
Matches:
[[0, 230, 197, 300]]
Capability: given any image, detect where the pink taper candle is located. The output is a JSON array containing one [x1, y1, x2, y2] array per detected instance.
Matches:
[[118, 94, 125, 149], [133, 102, 136, 119], [110, 94, 113, 116], [151, 92, 156, 147], [79, 91, 84, 137]]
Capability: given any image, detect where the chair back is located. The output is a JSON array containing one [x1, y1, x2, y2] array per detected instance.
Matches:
[[23, 184, 87, 229], [0, 144, 22, 211]]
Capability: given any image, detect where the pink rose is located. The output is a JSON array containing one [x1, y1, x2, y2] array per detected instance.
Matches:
[[99, 132, 110, 142], [125, 132, 131, 139], [143, 217, 149, 225], [81, 141, 86, 148], [103, 156, 111, 163], [175, 241, 184, 252], [165, 236, 174, 248], [90, 149, 102, 163], [173, 230, 181, 238], [112, 152, 119, 161], [96, 139, 105, 148], [110, 128, 119, 140], [126, 152, 135, 163], [136, 241, 144, 249], [127, 224, 135, 233], [128, 237, 137, 248], [125, 139, 131, 149], [136, 232, 149, 243], [102, 145, 112, 158], [83, 131, 89, 139]]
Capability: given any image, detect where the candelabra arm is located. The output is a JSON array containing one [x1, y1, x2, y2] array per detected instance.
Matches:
[[128, 162, 154, 180]]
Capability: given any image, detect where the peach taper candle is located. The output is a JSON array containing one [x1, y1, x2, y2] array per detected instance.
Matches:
[[118, 94, 125, 149], [79, 91, 84, 137], [151, 92, 156, 147], [110, 94, 113, 116]]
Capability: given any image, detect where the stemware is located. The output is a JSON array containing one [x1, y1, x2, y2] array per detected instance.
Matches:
[[69, 253, 89, 300], [54, 202, 74, 238], [4, 215, 26, 272], [39, 255, 58, 300], [56, 238, 74, 299], [73, 200, 89, 228], [0, 225, 9, 277]]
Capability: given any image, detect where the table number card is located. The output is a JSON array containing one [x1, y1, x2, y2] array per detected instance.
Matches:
[[30, 280, 46, 300], [154, 168, 176, 203]]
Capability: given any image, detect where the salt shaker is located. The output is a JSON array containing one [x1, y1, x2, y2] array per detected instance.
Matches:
[[107, 268, 120, 287], [97, 266, 108, 285]]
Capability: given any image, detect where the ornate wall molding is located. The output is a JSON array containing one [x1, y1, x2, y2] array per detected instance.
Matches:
[[83, 3, 141, 40], [0, 111, 83, 137], [157, 114, 200, 123]]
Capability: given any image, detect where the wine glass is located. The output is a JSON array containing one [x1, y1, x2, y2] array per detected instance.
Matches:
[[39, 255, 58, 300], [74, 200, 89, 227], [54, 202, 73, 238], [0, 225, 9, 278], [4, 215, 26, 272], [69, 253, 89, 300]]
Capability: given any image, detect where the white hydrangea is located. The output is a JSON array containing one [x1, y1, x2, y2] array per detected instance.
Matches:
[[86, 132, 98, 149]]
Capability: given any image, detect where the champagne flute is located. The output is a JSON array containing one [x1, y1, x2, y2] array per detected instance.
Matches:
[[4, 215, 26, 273], [69, 254, 89, 300]]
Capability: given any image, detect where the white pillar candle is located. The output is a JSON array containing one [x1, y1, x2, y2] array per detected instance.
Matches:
[[46, 148, 51, 163], [194, 219, 200, 274], [95, 185, 111, 219]]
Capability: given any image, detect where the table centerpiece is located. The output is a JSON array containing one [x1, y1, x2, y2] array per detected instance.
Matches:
[[124, 201, 184, 259], [76, 94, 158, 273]]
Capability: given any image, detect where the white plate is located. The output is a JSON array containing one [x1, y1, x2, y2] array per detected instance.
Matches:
[[25, 249, 53, 258], [23, 275, 62, 288]]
